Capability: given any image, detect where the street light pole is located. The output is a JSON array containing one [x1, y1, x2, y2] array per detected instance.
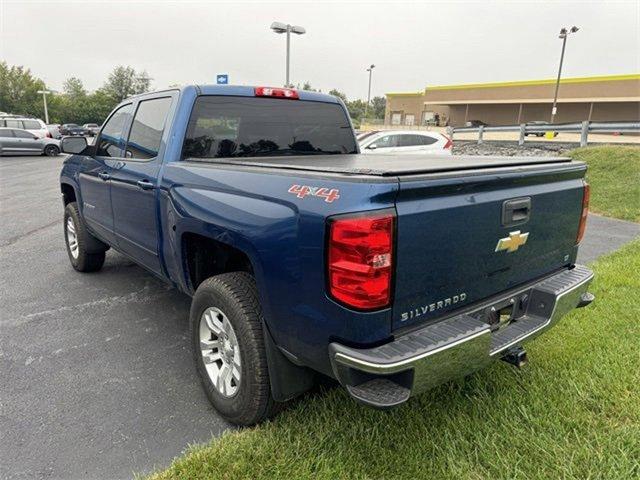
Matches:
[[36, 90, 51, 124], [550, 26, 579, 124], [271, 22, 306, 88], [364, 64, 375, 119]]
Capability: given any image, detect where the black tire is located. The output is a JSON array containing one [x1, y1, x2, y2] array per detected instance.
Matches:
[[44, 145, 60, 156], [64, 202, 107, 272], [190, 272, 278, 426]]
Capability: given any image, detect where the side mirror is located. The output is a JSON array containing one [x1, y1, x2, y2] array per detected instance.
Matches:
[[61, 136, 88, 154], [367, 144, 377, 150]]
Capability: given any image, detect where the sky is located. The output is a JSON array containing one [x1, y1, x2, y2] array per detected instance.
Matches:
[[1, 0, 638, 99]]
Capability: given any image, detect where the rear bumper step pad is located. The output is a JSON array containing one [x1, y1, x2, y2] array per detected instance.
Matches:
[[330, 265, 594, 408]]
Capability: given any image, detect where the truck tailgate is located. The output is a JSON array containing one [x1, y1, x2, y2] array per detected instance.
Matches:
[[392, 162, 586, 331]]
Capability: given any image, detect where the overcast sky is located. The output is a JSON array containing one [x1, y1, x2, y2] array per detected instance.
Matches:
[[1, 0, 638, 99]]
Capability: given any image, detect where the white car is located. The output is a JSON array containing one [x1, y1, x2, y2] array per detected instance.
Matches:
[[0, 116, 50, 139], [359, 130, 452, 155]]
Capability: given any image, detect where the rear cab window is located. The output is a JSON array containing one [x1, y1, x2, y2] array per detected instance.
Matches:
[[182, 96, 357, 160]]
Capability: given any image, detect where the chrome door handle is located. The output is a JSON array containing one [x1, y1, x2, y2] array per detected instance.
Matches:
[[98, 172, 110, 181], [136, 179, 155, 190]]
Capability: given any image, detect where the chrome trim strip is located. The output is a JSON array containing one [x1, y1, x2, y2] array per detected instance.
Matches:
[[333, 327, 492, 374]]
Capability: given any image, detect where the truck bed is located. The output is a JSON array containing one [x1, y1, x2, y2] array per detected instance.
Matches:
[[195, 154, 574, 176]]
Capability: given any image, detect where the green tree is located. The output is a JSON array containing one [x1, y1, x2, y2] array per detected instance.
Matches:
[[0, 61, 47, 117], [370, 96, 386, 119], [102, 66, 152, 102], [62, 77, 87, 98], [328, 88, 348, 103]]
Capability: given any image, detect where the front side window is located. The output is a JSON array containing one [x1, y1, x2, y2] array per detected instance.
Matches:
[[126, 97, 172, 159], [182, 96, 357, 160], [6, 120, 22, 128], [22, 120, 41, 129], [369, 135, 397, 149], [96, 104, 132, 157]]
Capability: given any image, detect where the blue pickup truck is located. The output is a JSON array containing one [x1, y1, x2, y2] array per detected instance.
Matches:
[[59, 85, 594, 425]]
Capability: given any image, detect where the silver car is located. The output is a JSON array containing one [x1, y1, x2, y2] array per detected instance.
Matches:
[[0, 128, 61, 156]]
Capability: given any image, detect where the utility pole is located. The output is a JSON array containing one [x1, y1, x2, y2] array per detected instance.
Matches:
[[550, 26, 579, 123], [36, 90, 51, 124], [364, 64, 375, 119], [271, 22, 306, 88]]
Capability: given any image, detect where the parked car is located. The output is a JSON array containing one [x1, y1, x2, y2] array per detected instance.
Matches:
[[59, 124, 85, 136], [47, 124, 62, 139], [59, 85, 594, 426], [525, 121, 559, 137], [359, 130, 452, 155], [0, 116, 50, 138], [82, 123, 101, 136], [465, 120, 489, 127], [0, 128, 60, 156]]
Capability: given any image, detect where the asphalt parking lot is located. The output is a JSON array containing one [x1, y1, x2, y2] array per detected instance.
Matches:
[[1, 154, 639, 479]]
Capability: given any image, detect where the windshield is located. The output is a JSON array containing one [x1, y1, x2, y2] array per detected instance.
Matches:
[[182, 96, 357, 159]]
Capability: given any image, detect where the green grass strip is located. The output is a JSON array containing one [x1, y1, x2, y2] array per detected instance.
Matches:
[[569, 146, 640, 222]]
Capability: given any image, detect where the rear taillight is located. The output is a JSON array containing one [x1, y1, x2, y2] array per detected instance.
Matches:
[[576, 181, 590, 244], [46, 132, 52, 138], [442, 134, 452, 150], [254, 86, 299, 99], [327, 211, 394, 310]]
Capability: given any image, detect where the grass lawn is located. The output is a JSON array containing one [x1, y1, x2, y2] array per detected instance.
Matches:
[[568, 145, 640, 222], [150, 240, 640, 480]]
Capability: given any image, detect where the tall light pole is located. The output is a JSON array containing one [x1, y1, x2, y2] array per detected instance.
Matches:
[[36, 89, 51, 124], [270, 22, 306, 88], [550, 26, 579, 123], [364, 64, 375, 119]]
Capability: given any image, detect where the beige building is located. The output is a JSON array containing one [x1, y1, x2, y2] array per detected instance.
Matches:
[[385, 74, 640, 127]]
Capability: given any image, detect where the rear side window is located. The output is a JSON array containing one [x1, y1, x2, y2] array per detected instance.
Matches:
[[0, 129, 14, 138], [126, 97, 172, 159], [14, 130, 35, 139], [96, 104, 132, 157], [398, 134, 437, 147], [5, 120, 22, 128], [22, 120, 41, 129], [182, 96, 357, 159]]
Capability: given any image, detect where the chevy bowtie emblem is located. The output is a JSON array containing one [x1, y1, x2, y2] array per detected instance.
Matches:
[[495, 230, 529, 253]]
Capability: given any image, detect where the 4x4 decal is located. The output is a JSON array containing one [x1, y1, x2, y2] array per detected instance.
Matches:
[[288, 185, 340, 203]]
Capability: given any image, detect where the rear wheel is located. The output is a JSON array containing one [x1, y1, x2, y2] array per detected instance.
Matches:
[[44, 145, 60, 156], [190, 272, 279, 426], [64, 202, 106, 272]]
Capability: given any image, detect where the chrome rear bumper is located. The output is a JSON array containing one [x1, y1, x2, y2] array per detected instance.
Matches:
[[329, 265, 594, 408]]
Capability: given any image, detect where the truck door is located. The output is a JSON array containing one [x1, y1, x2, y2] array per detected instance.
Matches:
[[78, 103, 132, 244], [110, 95, 174, 274]]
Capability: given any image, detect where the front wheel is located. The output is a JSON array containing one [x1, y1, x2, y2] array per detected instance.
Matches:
[[44, 145, 60, 156], [64, 202, 106, 272], [190, 272, 279, 426]]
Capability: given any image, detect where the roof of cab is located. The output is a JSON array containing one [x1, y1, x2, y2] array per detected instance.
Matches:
[[194, 84, 340, 103]]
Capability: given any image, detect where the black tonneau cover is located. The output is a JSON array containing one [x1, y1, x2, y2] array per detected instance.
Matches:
[[190, 154, 573, 176]]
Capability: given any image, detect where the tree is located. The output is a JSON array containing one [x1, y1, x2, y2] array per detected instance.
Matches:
[[370, 96, 386, 119], [0, 61, 47, 117], [63, 77, 87, 98], [102, 66, 152, 102]]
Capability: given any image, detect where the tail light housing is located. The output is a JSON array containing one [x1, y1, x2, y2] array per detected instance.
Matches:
[[327, 211, 394, 310], [254, 87, 299, 99], [576, 180, 590, 244], [46, 131, 52, 138], [442, 134, 452, 150]]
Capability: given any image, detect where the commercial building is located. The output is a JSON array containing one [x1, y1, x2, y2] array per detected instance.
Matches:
[[385, 74, 640, 127]]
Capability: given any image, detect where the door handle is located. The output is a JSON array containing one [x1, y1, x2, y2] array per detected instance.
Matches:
[[98, 171, 110, 181], [136, 179, 155, 190]]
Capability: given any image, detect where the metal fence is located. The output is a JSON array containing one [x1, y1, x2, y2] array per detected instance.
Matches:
[[448, 121, 640, 147]]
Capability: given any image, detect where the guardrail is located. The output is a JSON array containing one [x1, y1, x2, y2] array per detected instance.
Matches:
[[447, 121, 640, 147]]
